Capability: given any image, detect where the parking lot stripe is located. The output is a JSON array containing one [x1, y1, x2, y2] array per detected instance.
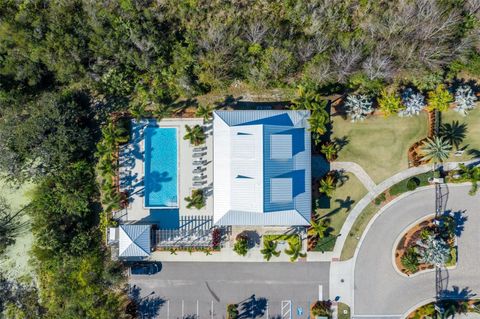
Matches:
[[167, 300, 170, 319], [211, 301, 213, 319], [182, 300, 184, 318], [197, 300, 199, 317]]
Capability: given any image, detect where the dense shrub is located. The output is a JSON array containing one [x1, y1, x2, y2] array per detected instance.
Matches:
[[406, 177, 420, 191], [227, 304, 239, 319], [211, 228, 222, 250], [311, 300, 332, 318], [401, 247, 420, 274], [233, 235, 249, 256]]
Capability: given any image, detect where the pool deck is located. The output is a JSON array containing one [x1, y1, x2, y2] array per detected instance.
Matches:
[[117, 118, 213, 225]]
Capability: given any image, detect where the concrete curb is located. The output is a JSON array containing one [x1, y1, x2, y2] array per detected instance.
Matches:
[[333, 158, 479, 259], [391, 214, 435, 278], [400, 298, 436, 319], [350, 182, 472, 315]]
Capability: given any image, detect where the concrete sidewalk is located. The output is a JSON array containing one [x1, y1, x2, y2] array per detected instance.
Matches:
[[331, 162, 376, 192], [332, 158, 480, 259]]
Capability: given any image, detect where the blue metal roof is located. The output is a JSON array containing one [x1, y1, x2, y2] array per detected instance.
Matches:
[[119, 224, 151, 258], [213, 110, 311, 226]]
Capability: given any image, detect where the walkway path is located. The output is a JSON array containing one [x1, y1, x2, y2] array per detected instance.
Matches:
[[329, 159, 479, 310], [332, 158, 480, 259], [331, 162, 376, 192]]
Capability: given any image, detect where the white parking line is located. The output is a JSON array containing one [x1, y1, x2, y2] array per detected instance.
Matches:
[[197, 300, 199, 317], [319, 284, 323, 300], [211, 301, 214, 319], [167, 300, 170, 319], [182, 300, 184, 318], [266, 301, 268, 318]]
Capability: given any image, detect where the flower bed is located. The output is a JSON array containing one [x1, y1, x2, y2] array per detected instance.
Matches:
[[408, 299, 480, 319], [395, 215, 457, 275]]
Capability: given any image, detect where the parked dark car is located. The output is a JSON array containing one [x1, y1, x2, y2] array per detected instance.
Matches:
[[130, 263, 161, 275]]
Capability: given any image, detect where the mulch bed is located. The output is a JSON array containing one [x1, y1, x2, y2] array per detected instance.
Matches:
[[395, 217, 435, 275]]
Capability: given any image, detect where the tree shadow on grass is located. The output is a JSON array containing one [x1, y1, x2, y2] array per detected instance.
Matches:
[[317, 196, 355, 220], [467, 148, 480, 158], [332, 135, 349, 152]]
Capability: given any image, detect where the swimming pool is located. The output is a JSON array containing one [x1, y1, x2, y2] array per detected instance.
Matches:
[[144, 126, 178, 208]]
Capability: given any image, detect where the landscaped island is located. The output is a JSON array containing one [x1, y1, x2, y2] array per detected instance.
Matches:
[[395, 215, 457, 275]]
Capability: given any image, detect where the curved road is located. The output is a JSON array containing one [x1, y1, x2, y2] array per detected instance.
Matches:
[[354, 185, 480, 317]]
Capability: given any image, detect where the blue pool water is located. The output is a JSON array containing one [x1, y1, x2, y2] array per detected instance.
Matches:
[[144, 126, 178, 207]]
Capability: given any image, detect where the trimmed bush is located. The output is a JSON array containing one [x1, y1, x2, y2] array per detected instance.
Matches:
[[311, 300, 332, 318], [406, 177, 420, 191], [227, 304, 239, 319], [233, 235, 249, 256]]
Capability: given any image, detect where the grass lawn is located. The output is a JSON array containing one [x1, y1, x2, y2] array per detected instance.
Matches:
[[313, 173, 367, 252], [0, 178, 34, 280], [332, 113, 428, 183], [340, 201, 377, 260], [441, 107, 480, 160]]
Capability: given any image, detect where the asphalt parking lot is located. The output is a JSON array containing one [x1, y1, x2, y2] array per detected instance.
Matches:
[[129, 262, 330, 319]]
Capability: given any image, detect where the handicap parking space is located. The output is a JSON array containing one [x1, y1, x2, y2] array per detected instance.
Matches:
[[266, 300, 312, 319]]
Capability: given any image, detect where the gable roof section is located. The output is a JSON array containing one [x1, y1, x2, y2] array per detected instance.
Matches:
[[213, 110, 311, 226], [119, 224, 151, 258]]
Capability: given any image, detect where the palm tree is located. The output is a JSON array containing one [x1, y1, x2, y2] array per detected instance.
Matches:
[[183, 125, 206, 146], [102, 122, 129, 145], [319, 175, 336, 197], [152, 104, 171, 121], [130, 102, 149, 121], [97, 158, 117, 179], [260, 240, 281, 261], [102, 190, 122, 213], [284, 238, 307, 262], [308, 218, 330, 240], [440, 121, 467, 150], [291, 85, 330, 138], [420, 136, 452, 163], [184, 189, 205, 209], [308, 110, 329, 136], [95, 140, 115, 160], [195, 104, 214, 122], [320, 143, 338, 161]]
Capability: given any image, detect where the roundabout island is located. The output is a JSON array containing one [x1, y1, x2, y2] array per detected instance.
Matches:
[[353, 184, 480, 317]]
